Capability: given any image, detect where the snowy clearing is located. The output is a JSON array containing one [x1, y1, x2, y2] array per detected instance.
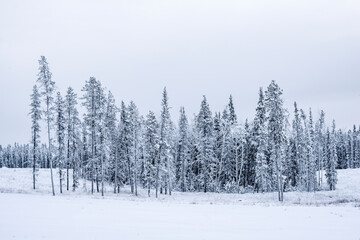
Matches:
[[0, 168, 360, 239], [1, 168, 360, 206]]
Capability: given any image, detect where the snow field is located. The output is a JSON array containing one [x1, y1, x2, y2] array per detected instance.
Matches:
[[0, 168, 359, 206], [0, 168, 360, 239], [0, 193, 359, 240]]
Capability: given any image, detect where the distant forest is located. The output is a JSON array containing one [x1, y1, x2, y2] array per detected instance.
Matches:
[[1, 56, 359, 201]]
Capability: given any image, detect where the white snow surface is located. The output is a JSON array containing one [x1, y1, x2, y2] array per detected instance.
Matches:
[[0, 168, 360, 240]]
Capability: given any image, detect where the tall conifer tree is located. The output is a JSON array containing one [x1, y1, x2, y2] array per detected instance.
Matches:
[[196, 96, 214, 192], [265, 80, 286, 201], [55, 92, 66, 193], [30, 85, 41, 189], [36, 56, 56, 196]]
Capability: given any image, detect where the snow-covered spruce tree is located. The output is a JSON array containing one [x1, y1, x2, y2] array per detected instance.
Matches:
[[190, 113, 201, 192], [213, 112, 223, 191], [82, 77, 105, 193], [30, 85, 41, 189], [186, 121, 199, 191], [177, 107, 190, 192], [352, 125, 359, 169], [300, 109, 316, 192], [308, 109, 317, 191], [291, 102, 305, 190], [347, 130, 352, 168], [243, 119, 256, 189], [3, 146, 9, 167], [3, 145, 11, 167], [118, 101, 134, 193], [240, 119, 250, 189], [355, 126, 360, 168], [138, 116, 147, 189], [196, 96, 215, 192], [345, 126, 360, 170], [253, 87, 269, 193], [98, 92, 109, 197], [159, 88, 174, 195], [2, 146, 9, 167], [336, 129, 348, 169], [36, 56, 56, 196], [145, 111, 159, 197], [214, 110, 227, 191], [40, 144, 47, 168], [345, 129, 353, 169], [212, 95, 239, 192], [128, 101, 141, 196], [65, 87, 80, 191], [224, 107, 239, 191], [103, 92, 119, 194], [55, 92, 66, 193], [228, 95, 237, 125], [265, 80, 287, 201], [80, 121, 89, 190], [314, 110, 326, 187], [284, 135, 295, 190], [99, 123, 106, 197], [326, 121, 338, 191], [231, 124, 244, 193], [210, 100, 239, 193]]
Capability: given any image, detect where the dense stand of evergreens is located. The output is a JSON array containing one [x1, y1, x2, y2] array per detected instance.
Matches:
[[1, 56, 359, 201]]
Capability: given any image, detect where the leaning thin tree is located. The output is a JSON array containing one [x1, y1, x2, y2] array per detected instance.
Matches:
[[37, 56, 56, 196]]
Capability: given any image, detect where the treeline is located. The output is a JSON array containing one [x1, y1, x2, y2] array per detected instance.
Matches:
[[1, 56, 359, 201]]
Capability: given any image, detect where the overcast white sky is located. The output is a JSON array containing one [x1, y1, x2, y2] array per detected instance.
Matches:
[[1, 0, 360, 145]]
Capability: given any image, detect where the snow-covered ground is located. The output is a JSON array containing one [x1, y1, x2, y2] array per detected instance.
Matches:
[[0, 168, 359, 239], [1, 167, 360, 206]]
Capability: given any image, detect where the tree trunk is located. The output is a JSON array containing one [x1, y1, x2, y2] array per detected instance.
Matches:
[[167, 157, 171, 195], [235, 145, 240, 193], [276, 150, 283, 202], [96, 169, 99, 193], [128, 155, 134, 194], [114, 148, 118, 194], [155, 164, 159, 198], [147, 166, 151, 197], [72, 167, 76, 191], [101, 154, 104, 197], [33, 134, 36, 190], [67, 165, 69, 191], [134, 160, 138, 196], [47, 100, 55, 196], [67, 137, 70, 191], [238, 145, 245, 193], [59, 169, 63, 194], [72, 139, 76, 191], [181, 152, 186, 192], [203, 145, 208, 193], [91, 128, 94, 194]]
